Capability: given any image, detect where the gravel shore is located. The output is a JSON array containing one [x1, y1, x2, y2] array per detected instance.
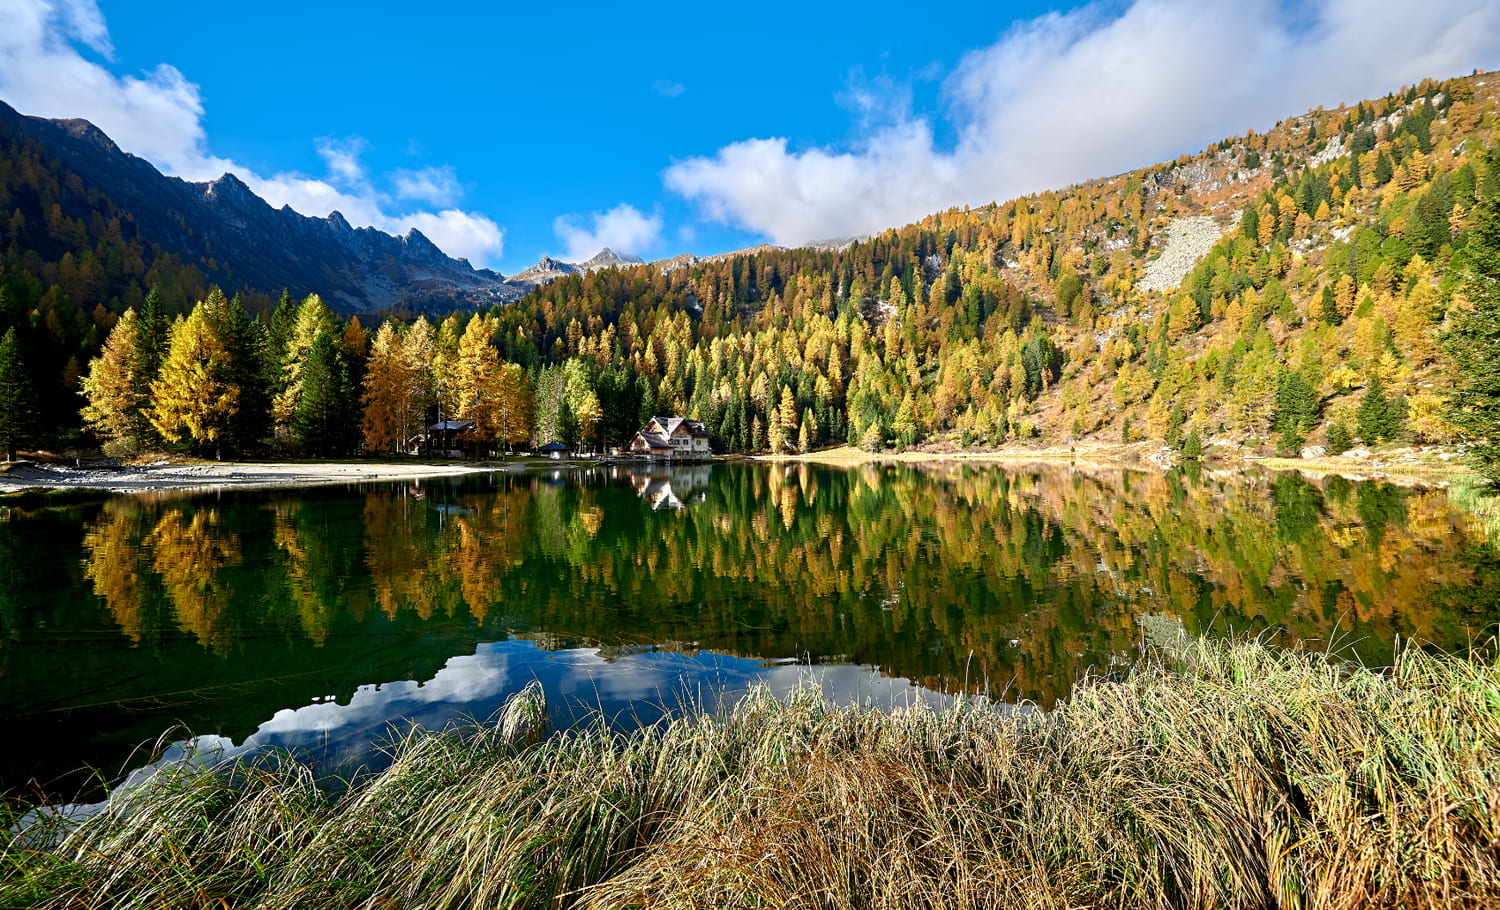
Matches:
[[0, 461, 518, 495]]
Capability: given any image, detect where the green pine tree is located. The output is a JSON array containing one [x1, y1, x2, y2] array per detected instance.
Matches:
[[293, 330, 349, 457], [1182, 426, 1203, 460], [557, 397, 580, 448], [0, 328, 35, 460], [1357, 372, 1390, 444], [1318, 284, 1342, 325], [1277, 422, 1306, 456], [1165, 401, 1187, 449], [1326, 414, 1353, 455]]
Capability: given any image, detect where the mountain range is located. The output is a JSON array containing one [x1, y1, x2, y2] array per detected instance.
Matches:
[[0, 100, 654, 314]]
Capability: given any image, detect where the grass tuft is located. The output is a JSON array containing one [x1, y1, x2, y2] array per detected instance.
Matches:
[[4, 638, 1499, 908]]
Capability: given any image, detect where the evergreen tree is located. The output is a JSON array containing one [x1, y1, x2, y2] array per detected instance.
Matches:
[[1356, 372, 1391, 444], [293, 329, 347, 456], [1318, 284, 1342, 325], [0, 328, 36, 460], [1326, 414, 1353, 455], [1444, 197, 1500, 486], [556, 397, 580, 448], [274, 294, 337, 436], [132, 288, 169, 440], [1182, 426, 1203, 460], [217, 293, 271, 455], [267, 289, 297, 379], [1385, 391, 1408, 441], [1165, 402, 1187, 449], [1274, 370, 1320, 437], [1277, 421, 1305, 456]]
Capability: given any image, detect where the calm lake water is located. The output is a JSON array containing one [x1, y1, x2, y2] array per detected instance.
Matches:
[[2, 461, 1497, 800]]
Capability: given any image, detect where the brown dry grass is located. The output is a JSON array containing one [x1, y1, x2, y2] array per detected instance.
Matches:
[[5, 639, 1499, 909]]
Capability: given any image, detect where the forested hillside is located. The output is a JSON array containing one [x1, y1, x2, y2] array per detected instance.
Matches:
[[34, 72, 1500, 459]]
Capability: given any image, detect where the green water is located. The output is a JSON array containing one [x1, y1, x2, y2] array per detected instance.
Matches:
[[1, 462, 1496, 799]]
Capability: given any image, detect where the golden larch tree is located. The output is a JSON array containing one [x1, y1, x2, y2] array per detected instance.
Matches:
[[149, 299, 239, 457], [80, 307, 145, 449], [361, 321, 410, 452]]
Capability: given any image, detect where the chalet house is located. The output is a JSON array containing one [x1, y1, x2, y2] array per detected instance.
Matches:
[[427, 419, 475, 459], [628, 417, 711, 460]]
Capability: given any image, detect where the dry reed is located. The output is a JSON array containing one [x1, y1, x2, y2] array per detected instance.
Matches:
[[4, 640, 1499, 909]]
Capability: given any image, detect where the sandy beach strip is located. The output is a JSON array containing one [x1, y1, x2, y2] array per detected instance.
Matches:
[[0, 460, 523, 495]]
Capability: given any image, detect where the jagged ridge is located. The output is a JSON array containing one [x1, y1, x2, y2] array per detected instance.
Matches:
[[0, 100, 520, 314]]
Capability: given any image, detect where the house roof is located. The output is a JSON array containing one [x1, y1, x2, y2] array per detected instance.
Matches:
[[634, 431, 672, 450], [645, 416, 710, 438], [537, 441, 569, 452], [429, 419, 475, 432]]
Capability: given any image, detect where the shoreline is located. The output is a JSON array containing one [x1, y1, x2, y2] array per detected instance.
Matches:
[[756, 443, 1473, 487], [0, 439, 1473, 498], [0, 459, 533, 496]]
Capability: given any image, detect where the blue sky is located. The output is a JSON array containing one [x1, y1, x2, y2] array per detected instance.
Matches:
[[3, 1, 1500, 276]]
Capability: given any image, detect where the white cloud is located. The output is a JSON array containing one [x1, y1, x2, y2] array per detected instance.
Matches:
[[405, 209, 506, 266], [666, 0, 1500, 246], [316, 135, 369, 188], [392, 165, 462, 207], [0, 0, 505, 266], [653, 79, 685, 98], [554, 203, 663, 262]]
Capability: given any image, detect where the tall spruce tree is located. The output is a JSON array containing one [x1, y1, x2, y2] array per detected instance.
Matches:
[[219, 293, 272, 455], [0, 327, 36, 460], [293, 329, 350, 457], [1444, 196, 1500, 486], [1357, 371, 1391, 444]]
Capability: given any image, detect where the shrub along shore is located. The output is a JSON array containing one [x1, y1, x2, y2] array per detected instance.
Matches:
[[4, 638, 1498, 909]]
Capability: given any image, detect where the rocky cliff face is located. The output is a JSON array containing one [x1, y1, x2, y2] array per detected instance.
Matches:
[[1, 101, 524, 313]]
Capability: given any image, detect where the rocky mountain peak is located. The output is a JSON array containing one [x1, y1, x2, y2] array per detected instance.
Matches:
[[52, 117, 121, 156], [402, 227, 442, 257], [203, 172, 259, 209], [579, 247, 646, 271]]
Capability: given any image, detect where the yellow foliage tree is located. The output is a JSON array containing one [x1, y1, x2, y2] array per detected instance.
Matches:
[[454, 315, 501, 447], [493, 361, 533, 452], [361, 321, 410, 452], [149, 299, 239, 457], [80, 307, 145, 449]]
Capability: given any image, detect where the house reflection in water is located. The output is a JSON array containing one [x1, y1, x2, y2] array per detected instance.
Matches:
[[626, 466, 711, 511]]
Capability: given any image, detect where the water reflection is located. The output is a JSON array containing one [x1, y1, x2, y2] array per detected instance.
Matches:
[[627, 465, 711, 510], [2, 462, 1497, 799]]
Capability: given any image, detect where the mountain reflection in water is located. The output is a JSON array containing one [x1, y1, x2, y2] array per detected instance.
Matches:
[[1, 462, 1496, 800]]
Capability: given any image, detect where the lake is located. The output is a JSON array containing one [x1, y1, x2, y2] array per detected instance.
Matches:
[[2, 461, 1496, 801]]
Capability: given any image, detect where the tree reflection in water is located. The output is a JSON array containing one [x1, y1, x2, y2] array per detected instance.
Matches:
[[1, 462, 1494, 797]]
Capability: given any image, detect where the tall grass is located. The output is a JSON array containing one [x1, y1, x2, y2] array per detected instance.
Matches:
[[4, 639, 1499, 909], [1451, 476, 1500, 542]]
